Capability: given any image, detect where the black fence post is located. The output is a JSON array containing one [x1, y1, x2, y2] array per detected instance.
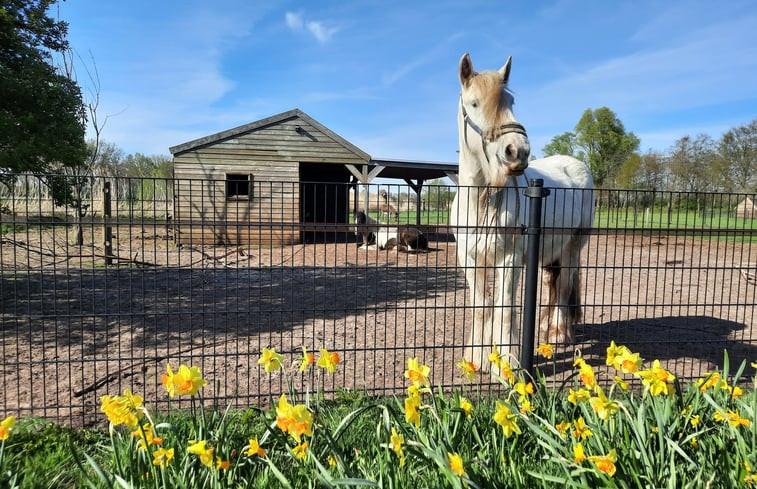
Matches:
[[520, 179, 550, 377], [103, 181, 113, 266]]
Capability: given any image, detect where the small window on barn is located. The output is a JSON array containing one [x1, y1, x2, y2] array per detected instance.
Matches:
[[226, 173, 253, 200]]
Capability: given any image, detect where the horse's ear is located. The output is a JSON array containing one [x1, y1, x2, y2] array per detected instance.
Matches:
[[459, 53, 475, 86], [498, 56, 512, 85]]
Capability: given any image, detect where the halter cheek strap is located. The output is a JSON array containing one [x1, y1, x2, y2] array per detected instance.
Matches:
[[460, 98, 528, 167]]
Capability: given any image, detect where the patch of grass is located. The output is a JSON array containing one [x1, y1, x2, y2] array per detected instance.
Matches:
[[1, 347, 755, 488]]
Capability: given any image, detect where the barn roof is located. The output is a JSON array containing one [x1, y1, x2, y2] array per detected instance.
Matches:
[[169, 109, 457, 181], [168, 109, 370, 160]]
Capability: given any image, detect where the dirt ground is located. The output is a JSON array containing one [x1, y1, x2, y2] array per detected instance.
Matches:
[[1, 224, 755, 426]]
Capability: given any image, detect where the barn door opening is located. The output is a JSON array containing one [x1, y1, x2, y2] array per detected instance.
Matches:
[[299, 163, 351, 243]]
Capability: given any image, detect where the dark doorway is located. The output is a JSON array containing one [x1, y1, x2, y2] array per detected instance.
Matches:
[[299, 163, 352, 243]]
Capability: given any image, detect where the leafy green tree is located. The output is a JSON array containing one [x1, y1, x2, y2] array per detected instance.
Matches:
[[542, 108, 639, 187], [0, 0, 88, 182], [615, 150, 668, 191], [718, 118, 757, 193], [542, 131, 583, 161], [574, 107, 640, 186], [422, 178, 454, 211], [668, 134, 717, 194]]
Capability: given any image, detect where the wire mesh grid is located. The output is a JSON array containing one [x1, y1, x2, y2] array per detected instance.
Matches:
[[0, 174, 754, 426]]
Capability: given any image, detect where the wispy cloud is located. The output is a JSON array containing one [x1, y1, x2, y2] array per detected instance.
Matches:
[[285, 10, 338, 43]]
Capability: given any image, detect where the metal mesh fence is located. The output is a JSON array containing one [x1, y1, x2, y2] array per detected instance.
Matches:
[[0, 174, 754, 426]]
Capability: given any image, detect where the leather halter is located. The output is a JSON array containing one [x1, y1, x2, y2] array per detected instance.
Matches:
[[460, 99, 528, 143], [460, 97, 528, 168]]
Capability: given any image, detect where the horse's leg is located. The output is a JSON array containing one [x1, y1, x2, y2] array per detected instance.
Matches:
[[462, 247, 492, 371], [491, 244, 522, 372], [545, 236, 583, 344]]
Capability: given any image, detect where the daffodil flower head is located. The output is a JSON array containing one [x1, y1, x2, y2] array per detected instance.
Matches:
[[0, 416, 15, 441], [404, 357, 431, 387], [258, 348, 285, 373], [456, 358, 479, 381], [493, 401, 521, 438], [317, 348, 340, 373], [299, 347, 315, 373], [448, 452, 466, 477]]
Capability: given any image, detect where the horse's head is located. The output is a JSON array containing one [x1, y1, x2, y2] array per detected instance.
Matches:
[[458, 53, 531, 187]]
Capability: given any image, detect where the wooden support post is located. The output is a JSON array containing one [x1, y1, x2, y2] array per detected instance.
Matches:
[[103, 181, 113, 266]]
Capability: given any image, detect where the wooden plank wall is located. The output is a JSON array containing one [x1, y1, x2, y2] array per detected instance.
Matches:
[[172, 116, 367, 245]]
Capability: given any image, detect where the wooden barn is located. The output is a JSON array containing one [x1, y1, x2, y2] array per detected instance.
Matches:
[[170, 109, 457, 245]]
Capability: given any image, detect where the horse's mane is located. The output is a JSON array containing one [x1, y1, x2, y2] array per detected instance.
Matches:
[[470, 71, 515, 130]]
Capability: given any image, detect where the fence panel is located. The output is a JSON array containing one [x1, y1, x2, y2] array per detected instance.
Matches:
[[0, 174, 754, 426]]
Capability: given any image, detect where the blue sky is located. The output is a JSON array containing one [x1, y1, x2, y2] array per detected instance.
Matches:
[[58, 0, 757, 164]]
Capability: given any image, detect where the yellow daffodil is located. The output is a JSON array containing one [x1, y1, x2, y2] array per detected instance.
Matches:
[[100, 390, 144, 428], [258, 348, 285, 373], [0, 416, 15, 441], [514, 381, 534, 398], [573, 442, 586, 463], [588, 449, 617, 476], [690, 414, 700, 427], [215, 457, 230, 470], [614, 375, 629, 391], [638, 359, 675, 396], [390, 427, 405, 466], [605, 341, 625, 366], [459, 396, 473, 418], [292, 441, 309, 460], [328, 455, 338, 468], [499, 359, 516, 384], [456, 358, 479, 381], [489, 345, 507, 369], [697, 372, 720, 392], [555, 421, 571, 439], [574, 358, 597, 389], [163, 364, 206, 397], [537, 342, 554, 359], [187, 439, 215, 467], [519, 398, 534, 413], [572, 416, 593, 439], [404, 391, 422, 428], [275, 394, 313, 442], [493, 401, 521, 438], [448, 452, 466, 477], [245, 438, 265, 457], [130, 423, 163, 450], [714, 409, 751, 427], [299, 347, 315, 372], [568, 388, 591, 405], [589, 388, 619, 421], [403, 357, 431, 387], [317, 348, 340, 373], [152, 447, 174, 468], [616, 350, 643, 375]]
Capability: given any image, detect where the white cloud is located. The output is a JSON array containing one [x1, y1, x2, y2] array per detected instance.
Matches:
[[285, 11, 303, 30], [284, 11, 338, 43], [306, 21, 338, 43]]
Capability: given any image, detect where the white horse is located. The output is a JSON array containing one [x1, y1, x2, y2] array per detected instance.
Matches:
[[450, 53, 594, 371]]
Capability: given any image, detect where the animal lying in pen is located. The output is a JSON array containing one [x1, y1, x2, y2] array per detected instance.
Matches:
[[354, 211, 428, 252], [353, 211, 377, 247]]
